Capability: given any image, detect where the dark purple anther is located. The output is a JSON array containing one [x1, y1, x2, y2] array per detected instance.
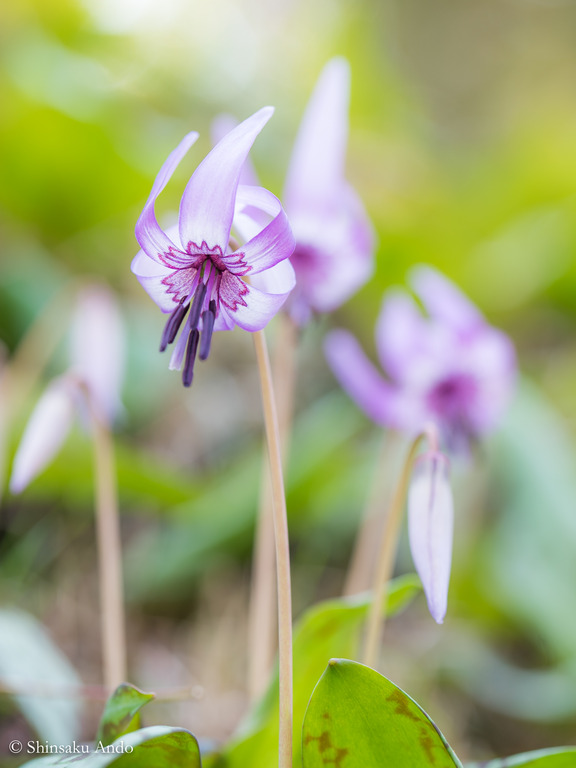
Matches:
[[199, 300, 216, 361], [188, 281, 207, 330], [160, 301, 189, 352], [182, 329, 200, 387]]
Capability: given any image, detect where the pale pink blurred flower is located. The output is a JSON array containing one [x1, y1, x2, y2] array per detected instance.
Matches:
[[9, 285, 124, 494]]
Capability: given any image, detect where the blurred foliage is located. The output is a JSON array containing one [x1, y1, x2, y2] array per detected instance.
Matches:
[[2, 0, 576, 764]]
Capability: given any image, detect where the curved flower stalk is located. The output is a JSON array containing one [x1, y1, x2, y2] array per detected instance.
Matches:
[[10, 284, 124, 492], [325, 265, 516, 453], [131, 107, 296, 387]]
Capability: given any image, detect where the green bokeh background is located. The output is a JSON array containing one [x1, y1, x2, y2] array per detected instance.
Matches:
[[1, 0, 576, 764]]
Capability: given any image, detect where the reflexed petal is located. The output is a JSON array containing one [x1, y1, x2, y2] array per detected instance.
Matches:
[[10, 378, 78, 494], [226, 185, 295, 275], [284, 57, 349, 211], [132, 249, 197, 314], [69, 284, 124, 424], [250, 258, 296, 296], [324, 329, 399, 425], [407, 452, 453, 624], [410, 266, 484, 333], [211, 115, 260, 187], [218, 272, 289, 332], [135, 132, 199, 267], [179, 107, 274, 252], [461, 328, 517, 433], [375, 291, 428, 381]]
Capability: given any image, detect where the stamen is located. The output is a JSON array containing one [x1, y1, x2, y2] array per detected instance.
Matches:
[[159, 302, 189, 352], [199, 300, 216, 361], [188, 281, 207, 330], [182, 330, 200, 387]]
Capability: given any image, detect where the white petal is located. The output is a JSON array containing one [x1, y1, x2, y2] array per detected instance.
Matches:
[[407, 453, 454, 624], [10, 378, 78, 494]]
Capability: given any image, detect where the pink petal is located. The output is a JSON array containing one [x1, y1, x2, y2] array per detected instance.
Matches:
[[375, 291, 428, 381], [135, 132, 199, 267], [324, 329, 399, 425], [227, 185, 295, 275], [287, 183, 374, 317], [218, 272, 289, 332], [408, 452, 453, 624], [249, 258, 296, 297], [410, 266, 484, 333], [178, 107, 274, 252], [284, 58, 349, 212], [69, 284, 124, 424], [10, 377, 78, 494], [211, 115, 261, 187]]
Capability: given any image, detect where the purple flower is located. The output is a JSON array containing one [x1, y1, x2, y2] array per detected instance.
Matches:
[[408, 450, 453, 624], [10, 285, 124, 493], [283, 58, 375, 324], [131, 107, 296, 387], [325, 266, 516, 452]]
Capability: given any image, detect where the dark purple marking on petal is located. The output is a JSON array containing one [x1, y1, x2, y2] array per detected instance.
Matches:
[[161, 266, 199, 305], [219, 271, 249, 313], [199, 300, 216, 361], [182, 329, 200, 387], [160, 301, 189, 352]]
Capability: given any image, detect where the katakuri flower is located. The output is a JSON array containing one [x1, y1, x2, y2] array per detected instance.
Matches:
[[10, 285, 124, 493], [407, 448, 454, 624], [325, 266, 516, 453], [283, 58, 375, 324], [131, 107, 296, 386]]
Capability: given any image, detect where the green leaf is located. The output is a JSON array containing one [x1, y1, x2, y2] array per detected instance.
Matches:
[[96, 684, 156, 747], [217, 575, 420, 768], [0, 609, 82, 744], [303, 659, 462, 768], [466, 746, 576, 767], [20, 726, 202, 767]]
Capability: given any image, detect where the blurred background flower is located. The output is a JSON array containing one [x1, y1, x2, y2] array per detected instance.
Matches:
[[2, 0, 576, 763]]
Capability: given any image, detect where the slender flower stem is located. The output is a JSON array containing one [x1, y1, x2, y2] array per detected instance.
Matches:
[[343, 433, 398, 596], [253, 329, 293, 768], [362, 425, 438, 668], [249, 315, 297, 701], [89, 397, 127, 690]]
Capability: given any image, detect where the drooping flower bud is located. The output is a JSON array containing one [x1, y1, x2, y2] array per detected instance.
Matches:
[[407, 451, 454, 624]]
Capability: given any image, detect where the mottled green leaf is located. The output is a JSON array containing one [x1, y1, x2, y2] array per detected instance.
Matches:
[[96, 683, 155, 747], [466, 746, 576, 767], [303, 659, 462, 768], [20, 726, 202, 767]]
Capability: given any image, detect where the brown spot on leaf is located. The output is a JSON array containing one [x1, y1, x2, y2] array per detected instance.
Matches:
[[304, 730, 349, 766], [385, 689, 420, 722], [418, 725, 437, 765]]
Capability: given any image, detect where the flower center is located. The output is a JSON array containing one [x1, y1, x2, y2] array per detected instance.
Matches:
[[160, 256, 221, 387], [427, 374, 477, 449]]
